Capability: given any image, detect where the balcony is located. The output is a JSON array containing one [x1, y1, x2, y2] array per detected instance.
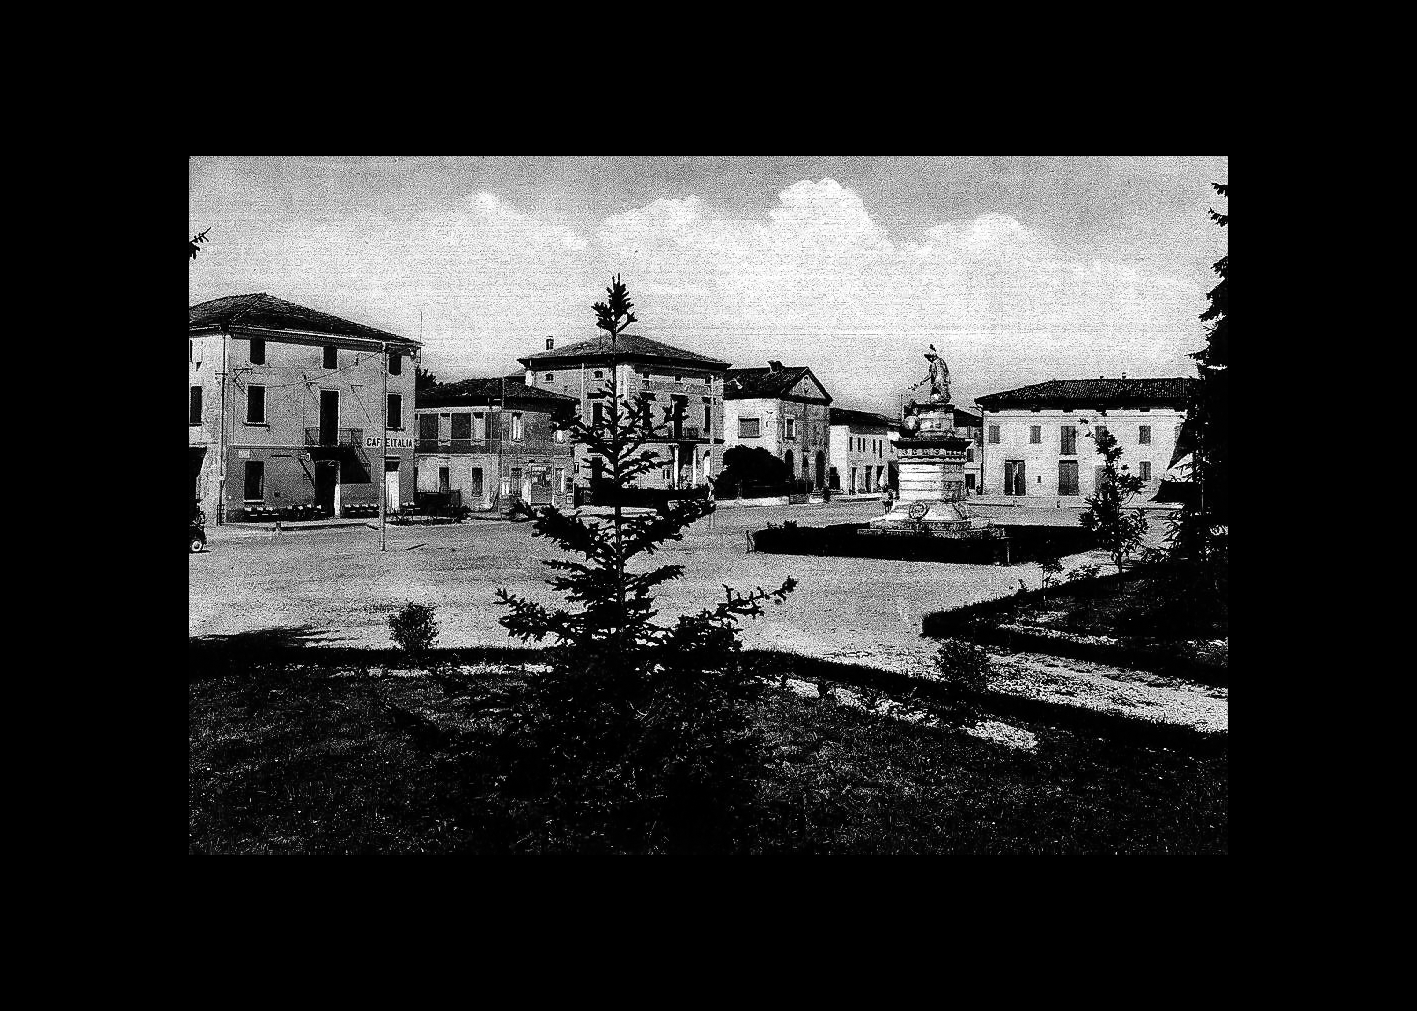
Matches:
[[304, 427, 364, 448], [416, 438, 488, 454]]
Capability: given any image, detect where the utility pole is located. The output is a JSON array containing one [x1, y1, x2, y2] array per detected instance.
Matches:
[[380, 341, 388, 551]]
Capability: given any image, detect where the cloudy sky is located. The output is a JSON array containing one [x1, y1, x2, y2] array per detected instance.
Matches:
[[189, 155, 1227, 416]]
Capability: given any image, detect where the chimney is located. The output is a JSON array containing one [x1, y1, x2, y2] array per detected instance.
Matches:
[[545, 336, 555, 350], [768, 360, 783, 372]]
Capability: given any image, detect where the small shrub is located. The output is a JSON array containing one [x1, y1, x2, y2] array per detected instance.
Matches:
[[1040, 555, 1064, 589], [1067, 562, 1103, 583], [935, 638, 991, 719], [389, 601, 439, 660]]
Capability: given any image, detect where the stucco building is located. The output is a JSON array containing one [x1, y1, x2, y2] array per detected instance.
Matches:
[[952, 406, 984, 493], [975, 377, 1194, 501], [414, 378, 577, 510], [189, 293, 422, 523], [723, 362, 834, 489], [827, 407, 895, 496], [518, 334, 731, 490]]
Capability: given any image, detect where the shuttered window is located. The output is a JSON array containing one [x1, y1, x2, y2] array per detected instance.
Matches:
[[988, 425, 1000, 444], [246, 385, 265, 424], [324, 346, 337, 369], [249, 339, 265, 365], [739, 418, 760, 438], [1061, 426, 1077, 455], [1029, 425, 1041, 444], [1058, 460, 1079, 496], [1139, 425, 1152, 444]]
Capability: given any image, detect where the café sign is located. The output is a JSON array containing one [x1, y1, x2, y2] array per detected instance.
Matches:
[[365, 435, 415, 449]]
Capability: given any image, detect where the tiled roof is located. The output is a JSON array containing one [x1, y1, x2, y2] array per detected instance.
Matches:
[[519, 333, 730, 369], [975, 377, 1195, 410], [418, 378, 579, 411], [829, 406, 896, 429], [725, 365, 832, 402], [188, 293, 420, 348]]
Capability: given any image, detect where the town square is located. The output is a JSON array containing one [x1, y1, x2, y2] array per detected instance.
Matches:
[[189, 156, 1228, 854]]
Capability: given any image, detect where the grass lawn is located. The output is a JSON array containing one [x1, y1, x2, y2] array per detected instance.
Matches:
[[189, 653, 1227, 855]]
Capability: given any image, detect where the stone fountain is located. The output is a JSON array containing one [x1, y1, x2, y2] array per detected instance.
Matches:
[[866, 346, 1001, 540]]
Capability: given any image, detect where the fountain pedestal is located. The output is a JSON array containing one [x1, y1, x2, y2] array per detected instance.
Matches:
[[868, 399, 998, 537]]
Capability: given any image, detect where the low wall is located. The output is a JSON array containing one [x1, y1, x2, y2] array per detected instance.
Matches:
[[716, 496, 790, 508]]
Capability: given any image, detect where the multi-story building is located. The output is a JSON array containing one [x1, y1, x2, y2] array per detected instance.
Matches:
[[952, 406, 984, 494], [827, 407, 895, 496], [518, 334, 731, 490], [975, 377, 1194, 501], [414, 378, 577, 510], [189, 293, 422, 523], [723, 362, 834, 489]]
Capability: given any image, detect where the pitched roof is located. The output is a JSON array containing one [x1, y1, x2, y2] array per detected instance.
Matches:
[[725, 364, 832, 402], [829, 406, 896, 429], [519, 333, 730, 369], [188, 293, 420, 348], [975, 377, 1195, 410], [418, 378, 579, 411]]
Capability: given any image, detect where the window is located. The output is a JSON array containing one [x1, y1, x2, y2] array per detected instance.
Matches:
[[249, 339, 265, 365], [1095, 425, 1108, 443], [739, 418, 760, 438], [1061, 425, 1077, 455], [389, 353, 402, 376], [243, 460, 265, 501], [473, 413, 486, 440], [595, 370, 604, 380], [545, 373, 554, 382], [387, 393, 402, 430], [593, 402, 606, 428], [323, 346, 337, 369], [988, 425, 1000, 444], [512, 412, 524, 441], [451, 413, 471, 442], [1030, 425, 1041, 444], [419, 414, 438, 441], [704, 404, 711, 430], [246, 384, 266, 424], [438, 466, 450, 493], [1140, 461, 1152, 482], [966, 446, 974, 462], [786, 417, 797, 439], [189, 386, 202, 425], [189, 339, 194, 363], [1139, 425, 1152, 445], [1059, 460, 1080, 496]]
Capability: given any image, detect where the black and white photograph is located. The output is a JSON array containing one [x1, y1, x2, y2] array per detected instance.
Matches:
[[188, 155, 1229, 854]]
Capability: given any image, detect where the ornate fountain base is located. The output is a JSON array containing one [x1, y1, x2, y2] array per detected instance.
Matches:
[[867, 399, 1001, 540]]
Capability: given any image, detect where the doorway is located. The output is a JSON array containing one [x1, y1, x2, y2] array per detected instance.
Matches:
[[1004, 460, 1026, 496], [384, 460, 401, 512], [319, 390, 339, 444], [315, 460, 338, 515]]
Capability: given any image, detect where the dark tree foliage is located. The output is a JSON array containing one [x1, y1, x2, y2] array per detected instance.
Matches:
[[415, 365, 438, 392], [1172, 181, 1228, 556], [494, 275, 796, 852], [714, 445, 791, 497], [1081, 427, 1149, 574], [189, 227, 211, 261]]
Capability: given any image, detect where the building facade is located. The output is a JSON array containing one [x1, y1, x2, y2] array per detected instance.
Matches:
[[827, 407, 895, 496], [975, 377, 1193, 501], [414, 379, 577, 510], [952, 406, 984, 494], [723, 362, 833, 489], [189, 293, 422, 523], [518, 334, 730, 490]]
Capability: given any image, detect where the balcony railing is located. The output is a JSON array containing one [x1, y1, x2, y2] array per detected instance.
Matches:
[[304, 427, 364, 447]]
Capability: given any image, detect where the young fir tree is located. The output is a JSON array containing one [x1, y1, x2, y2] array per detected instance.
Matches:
[[1080, 427, 1149, 574], [1171, 181, 1228, 561], [495, 275, 796, 851]]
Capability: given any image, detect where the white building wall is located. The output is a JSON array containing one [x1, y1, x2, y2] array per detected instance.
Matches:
[[981, 407, 1185, 499]]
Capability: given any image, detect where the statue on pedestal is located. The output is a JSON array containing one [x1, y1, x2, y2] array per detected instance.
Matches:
[[909, 344, 951, 403]]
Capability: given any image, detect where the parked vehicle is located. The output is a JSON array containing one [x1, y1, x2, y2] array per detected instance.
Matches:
[[190, 504, 207, 553]]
